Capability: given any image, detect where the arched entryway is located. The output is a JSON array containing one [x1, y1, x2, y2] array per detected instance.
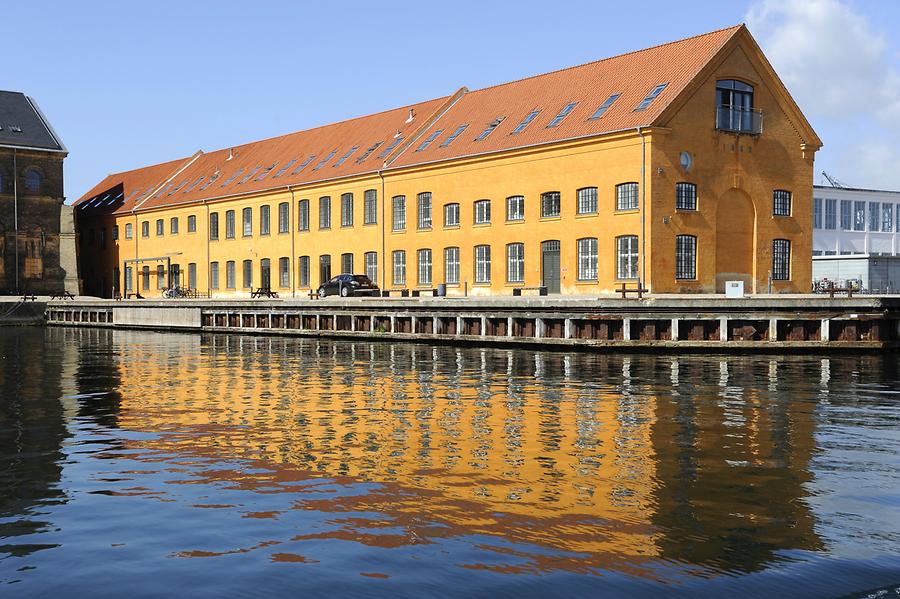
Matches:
[[715, 189, 755, 293]]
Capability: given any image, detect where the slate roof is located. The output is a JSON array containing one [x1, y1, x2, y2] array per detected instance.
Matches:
[[76, 25, 754, 213], [0, 91, 66, 152]]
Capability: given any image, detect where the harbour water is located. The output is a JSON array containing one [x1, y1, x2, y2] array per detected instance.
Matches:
[[1, 327, 899, 597]]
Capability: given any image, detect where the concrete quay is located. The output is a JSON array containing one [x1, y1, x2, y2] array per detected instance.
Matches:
[[43, 294, 900, 352]]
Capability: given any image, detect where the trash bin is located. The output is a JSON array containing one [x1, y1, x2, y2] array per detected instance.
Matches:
[[436, 284, 447, 297], [539, 286, 548, 296]]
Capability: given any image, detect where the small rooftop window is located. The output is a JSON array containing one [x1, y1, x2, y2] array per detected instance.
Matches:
[[255, 162, 278, 181], [547, 102, 577, 128], [239, 166, 261, 184], [312, 150, 337, 171], [199, 172, 220, 190], [415, 129, 444, 152], [512, 110, 541, 134], [476, 117, 506, 141], [154, 183, 174, 198], [634, 83, 668, 111], [273, 159, 296, 178], [377, 136, 404, 159], [292, 155, 316, 175], [168, 179, 189, 195], [588, 93, 621, 120], [356, 141, 383, 163], [440, 124, 468, 147], [334, 146, 360, 167], [220, 168, 244, 187]]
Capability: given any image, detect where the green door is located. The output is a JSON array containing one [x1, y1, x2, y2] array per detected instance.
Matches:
[[542, 240, 561, 294]]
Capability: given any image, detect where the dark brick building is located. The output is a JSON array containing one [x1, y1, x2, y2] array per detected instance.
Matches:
[[0, 90, 76, 294]]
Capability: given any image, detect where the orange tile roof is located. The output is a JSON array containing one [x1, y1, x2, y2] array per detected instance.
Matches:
[[76, 25, 743, 214], [75, 156, 194, 216]]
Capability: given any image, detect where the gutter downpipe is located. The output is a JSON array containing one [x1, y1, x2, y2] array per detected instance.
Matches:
[[637, 127, 647, 288], [378, 169, 386, 291], [12, 149, 18, 294], [204, 200, 210, 297], [289, 186, 296, 298]]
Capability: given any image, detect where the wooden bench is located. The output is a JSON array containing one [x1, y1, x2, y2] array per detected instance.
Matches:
[[824, 281, 855, 299], [308, 289, 321, 299], [50, 290, 75, 300], [125, 292, 144, 299], [251, 287, 279, 299], [512, 286, 548, 297], [21, 294, 37, 302], [616, 280, 648, 299]]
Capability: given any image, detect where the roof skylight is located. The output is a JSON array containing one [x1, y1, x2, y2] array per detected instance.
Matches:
[[377, 137, 404, 159], [220, 169, 244, 187], [546, 102, 578, 128], [292, 155, 316, 175], [273, 159, 296, 178], [333, 146, 360, 167], [476, 117, 506, 141], [239, 166, 261, 184], [255, 162, 278, 181], [634, 84, 668, 111], [415, 129, 444, 152], [588, 93, 621, 120], [312, 150, 337, 171], [440, 124, 468, 147], [356, 141, 383, 163], [512, 110, 541, 134]]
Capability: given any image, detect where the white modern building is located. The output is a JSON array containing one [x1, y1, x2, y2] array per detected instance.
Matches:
[[812, 185, 900, 293]]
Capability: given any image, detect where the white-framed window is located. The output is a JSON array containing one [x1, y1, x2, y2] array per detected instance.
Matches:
[[773, 190, 792, 217], [417, 192, 433, 229], [813, 197, 823, 229], [341, 193, 353, 227], [279, 257, 290, 287], [242, 207, 252, 237], [616, 235, 639, 279], [824, 199, 837, 230], [474, 199, 491, 224], [297, 200, 310, 231], [392, 250, 406, 285], [869, 202, 880, 231], [506, 195, 525, 221], [364, 189, 377, 225], [319, 196, 331, 229], [541, 191, 561, 218], [506, 242, 524, 283], [260, 205, 270, 235], [298, 256, 310, 287], [884, 203, 894, 232], [444, 247, 460, 285], [676, 182, 697, 211], [278, 202, 289, 233], [187, 215, 197, 233], [577, 187, 598, 214], [210, 262, 219, 289], [616, 183, 639, 211], [444, 203, 460, 227], [854, 201, 866, 231], [675, 235, 696, 280], [576, 237, 598, 281], [392, 195, 406, 231], [474, 244, 491, 283], [226, 261, 235, 289], [772, 239, 791, 280], [364, 251, 378, 283], [840, 200, 852, 230], [417, 248, 432, 285]]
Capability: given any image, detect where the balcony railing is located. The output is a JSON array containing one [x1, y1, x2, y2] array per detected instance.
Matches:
[[716, 106, 763, 135]]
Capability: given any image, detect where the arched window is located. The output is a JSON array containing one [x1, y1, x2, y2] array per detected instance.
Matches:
[[24, 170, 41, 193]]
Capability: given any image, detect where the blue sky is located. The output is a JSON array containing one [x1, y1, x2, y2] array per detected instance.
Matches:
[[5, 0, 900, 199]]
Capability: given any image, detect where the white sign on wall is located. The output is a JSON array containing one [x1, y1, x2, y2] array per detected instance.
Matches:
[[725, 281, 744, 298]]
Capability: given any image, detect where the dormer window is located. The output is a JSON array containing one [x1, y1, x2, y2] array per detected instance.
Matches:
[[716, 79, 762, 134]]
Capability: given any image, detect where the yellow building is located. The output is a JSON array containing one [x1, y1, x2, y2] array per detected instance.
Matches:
[[75, 25, 820, 298]]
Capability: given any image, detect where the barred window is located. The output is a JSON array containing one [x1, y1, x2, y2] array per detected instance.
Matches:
[[225, 210, 235, 239], [156, 219, 164, 236], [577, 187, 598, 214], [298, 256, 310, 288], [319, 196, 331, 229], [392, 250, 406, 286], [444, 203, 460, 227], [341, 193, 353, 227], [364, 251, 378, 283], [226, 261, 235, 289], [341, 252, 353, 274], [577, 237, 598, 281], [210, 262, 219, 289], [475, 244, 491, 283], [616, 235, 639, 279], [364, 189, 377, 225], [854, 201, 866, 231], [772, 239, 791, 280], [506, 243, 525, 283], [676, 182, 697, 210], [278, 202, 289, 233], [444, 247, 460, 285], [417, 249, 432, 285], [773, 190, 792, 216], [242, 207, 252, 237], [260, 205, 271, 235], [840, 200, 852, 230], [417, 192, 433, 229], [187, 215, 197, 233], [242, 259, 253, 288], [298, 200, 310, 231], [506, 195, 525, 221], [869, 202, 880, 231], [279, 257, 290, 288], [616, 183, 639, 211], [474, 199, 491, 224], [125, 223, 133, 239], [675, 235, 697, 280], [884, 203, 894, 232], [392, 195, 406, 231], [170, 217, 179, 234], [825, 199, 837, 230], [541, 191, 561, 218]]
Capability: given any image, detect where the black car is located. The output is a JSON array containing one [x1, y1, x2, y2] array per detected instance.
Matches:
[[318, 274, 380, 298]]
